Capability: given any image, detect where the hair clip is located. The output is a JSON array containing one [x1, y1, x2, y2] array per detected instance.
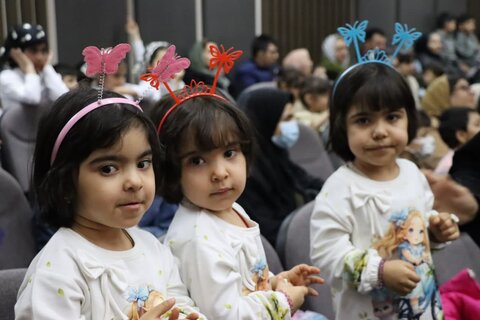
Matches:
[[141, 44, 243, 133], [388, 208, 409, 227], [333, 20, 421, 95], [50, 43, 142, 165]]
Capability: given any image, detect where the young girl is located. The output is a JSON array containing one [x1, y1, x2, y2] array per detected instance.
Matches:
[[310, 61, 460, 319], [15, 88, 203, 320], [151, 92, 324, 319], [0, 23, 68, 115]]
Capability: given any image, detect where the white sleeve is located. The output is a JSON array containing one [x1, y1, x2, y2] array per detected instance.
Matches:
[[310, 193, 381, 294], [161, 245, 208, 319], [131, 38, 145, 64], [178, 238, 292, 319], [15, 268, 87, 320], [41, 65, 69, 101], [0, 70, 42, 105]]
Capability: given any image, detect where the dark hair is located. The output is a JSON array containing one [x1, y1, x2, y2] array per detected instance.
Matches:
[[365, 27, 386, 41], [329, 63, 418, 161], [33, 88, 161, 228], [423, 62, 445, 77], [299, 76, 330, 107], [252, 34, 277, 58], [457, 14, 474, 26], [439, 107, 476, 148], [447, 73, 465, 95], [436, 12, 456, 29], [53, 63, 79, 78], [150, 94, 255, 203], [276, 66, 305, 90], [417, 110, 432, 128], [397, 52, 414, 64]]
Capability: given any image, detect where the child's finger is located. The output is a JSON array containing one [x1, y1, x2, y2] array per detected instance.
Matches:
[[307, 286, 319, 296], [186, 313, 199, 320], [168, 307, 180, 320], [308, 275, 325, 285]]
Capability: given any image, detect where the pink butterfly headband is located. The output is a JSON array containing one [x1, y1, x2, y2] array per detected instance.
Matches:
[[140, 44, 243, 133], [50, 43, 142, 165]]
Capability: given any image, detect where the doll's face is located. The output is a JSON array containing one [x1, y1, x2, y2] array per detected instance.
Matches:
[[404, 216, 424, 245]]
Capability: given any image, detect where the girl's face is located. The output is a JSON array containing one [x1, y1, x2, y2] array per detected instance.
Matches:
[[427, 33, 442, 55], [450, 79, 476, 108], [335, 38, 348, 64], [104, 63, 127, 90], [179, 138, 247, 215], [404, 216, 424, 245], [203, 42, 216, 67], [346, 105, 409, 179], [458, 111, 480, 145], [24, 43, 49, 72], [151, 48, 167, 68], [74, 126, 155, 231]]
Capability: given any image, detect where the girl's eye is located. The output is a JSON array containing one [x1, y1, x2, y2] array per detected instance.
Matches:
[[387, 113, 400, 121], [355, 117, 369, 125], [189, 156, 205, 166], [225, 149, 237, 159], [99, 165, 117, 175], [408, 227, 414, 233], [419, 229, 424, 234], [138, 159, 152, 169]]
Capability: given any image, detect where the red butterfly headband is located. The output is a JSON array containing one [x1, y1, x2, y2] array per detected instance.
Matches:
[[140, 44, 243, 133], [50, 43, 142, 165]]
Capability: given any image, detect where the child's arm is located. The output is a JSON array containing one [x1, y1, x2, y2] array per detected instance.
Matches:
[[177, 238, 294, 319], [42, 64, 69, 100]]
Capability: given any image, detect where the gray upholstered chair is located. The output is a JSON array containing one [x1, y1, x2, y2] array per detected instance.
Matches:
[[277, 200, 335, 319], [288, 124, 335, 182], [0, 167, 36, 269], [0, 106, 41, 195], [261, 234, 284, 275], [0, 268, 27, 320], [432, 232, 480, 285]]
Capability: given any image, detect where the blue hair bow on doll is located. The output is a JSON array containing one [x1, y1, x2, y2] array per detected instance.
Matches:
[[389, 208, 409, 227]]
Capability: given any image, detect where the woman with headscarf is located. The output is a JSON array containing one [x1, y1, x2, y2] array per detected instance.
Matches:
[[183, 39, 230, 90], [237, 88, 324, 245], [318, 33, 350, 81]]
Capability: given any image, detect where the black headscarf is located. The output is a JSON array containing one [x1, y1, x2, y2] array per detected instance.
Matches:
[[450, 132, 480, 246], [237, 88, 323, 245]]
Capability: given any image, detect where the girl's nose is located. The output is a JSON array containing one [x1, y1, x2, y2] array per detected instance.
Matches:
[[372, 121, 387, 139], [211, 161, 229, 182], [124, 169, 143, 191]]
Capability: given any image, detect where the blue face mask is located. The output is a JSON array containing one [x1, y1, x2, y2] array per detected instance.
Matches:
[[271, 120, 300, 149]]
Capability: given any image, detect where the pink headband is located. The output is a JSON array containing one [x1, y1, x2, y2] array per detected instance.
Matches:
[[50, 97, 142, 165]]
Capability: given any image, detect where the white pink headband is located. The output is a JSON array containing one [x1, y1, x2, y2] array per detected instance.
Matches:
[[50, 43, 143, 165]]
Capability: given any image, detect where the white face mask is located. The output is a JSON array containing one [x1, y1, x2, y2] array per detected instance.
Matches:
[[413, 134, 436, 157], [271, 120, 300, 149]]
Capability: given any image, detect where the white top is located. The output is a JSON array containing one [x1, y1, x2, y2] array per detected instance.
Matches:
[[15, 227, 205, 320], [310, 159, 443, 320], [164, 202, 292, 320], [0, 65, 68, 115]]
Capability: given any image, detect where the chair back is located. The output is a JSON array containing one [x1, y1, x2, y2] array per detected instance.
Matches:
[[0, 268, 27, 320], [0, 167, 36, 269], [289, 124, 335, 181], [0, 106, 41, 194], [261, 234, 284, 274], [279, 200, 335, 319], [432, 232, 480, 285]]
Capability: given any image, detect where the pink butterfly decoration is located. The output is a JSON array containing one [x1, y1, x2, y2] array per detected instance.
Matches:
[[82, 43, 131, 77], [140, 45, 190, 90]]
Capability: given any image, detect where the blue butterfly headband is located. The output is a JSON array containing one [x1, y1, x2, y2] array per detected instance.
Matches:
[[332, 20, 422, 97]]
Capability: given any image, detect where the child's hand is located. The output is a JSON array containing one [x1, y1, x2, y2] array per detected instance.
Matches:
[[275, 275, 310, 314], [139, 298, 199, 320], [429, 212, 460, 243], [10, 48, 35, 74], [383, 260, 420, 295], [276, 264, 324, 291]]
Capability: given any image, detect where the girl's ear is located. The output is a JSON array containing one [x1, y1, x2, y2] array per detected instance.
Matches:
[[455, 130, 469, 145]]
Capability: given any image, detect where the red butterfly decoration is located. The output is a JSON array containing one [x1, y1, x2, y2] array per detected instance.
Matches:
[[140, 45, 190, 90], [209, 44, 243, 74], [82, 43, 131, 77]]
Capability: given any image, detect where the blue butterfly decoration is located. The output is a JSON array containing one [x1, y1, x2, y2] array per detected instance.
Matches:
[[127, 286, 150, 308]]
